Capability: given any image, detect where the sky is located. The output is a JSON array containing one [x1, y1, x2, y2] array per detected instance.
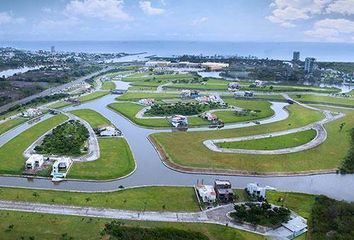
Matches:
[[1, 0, 354, 42]]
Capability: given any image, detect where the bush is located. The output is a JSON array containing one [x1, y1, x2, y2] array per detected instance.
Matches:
[[340, 128, 354, 174]]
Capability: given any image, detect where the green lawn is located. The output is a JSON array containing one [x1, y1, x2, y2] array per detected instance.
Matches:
[[70, 109, 111, 128], [166, 82, 228, 91], [116, 92, 179, 101], [215, 99, 274, 123], [0, 117, 27, 136], [101, 81, 116, 90], [69, 138, 135, 180], [108, 102, 209, 128], [123, 72, 195, 82], [240, 84, 339, 93], [267, 191, 316, 219], [218, 129, 317, 150], [0, 186, 199, 212], [79, 91, 109, 102], [0, 211, 264, 240], [0, 114, 68, 175], [151, 103, 349, 173], [290, 94, 354, 107]]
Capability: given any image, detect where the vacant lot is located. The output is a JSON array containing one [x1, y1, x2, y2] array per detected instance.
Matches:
[[69, 138, 135, 180], [290, 94, 354, 107], [218, 129, 317, 150], [116, 92, 179, 101], [101, 81, 116, 90], [79, 91, 109, 102], [70, 109, 111, 128]]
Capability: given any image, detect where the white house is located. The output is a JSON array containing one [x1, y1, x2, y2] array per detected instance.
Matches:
[[228, 82, 240, 92], [246, 183, 267, 199], [51, 157, 72, 178], [25, 154, 44, 170], [196, 184, 216, 203], [99, 126, 120, 137], [201, 112, 218, 121], [196, 95, 225, 105], [201, 62, 229, 71], [138, 98, 155, 106], [282, 216, 308, 239], [22, 108, 42, 118], [145, 61, 171, 67], [171, 115, 188, 128]]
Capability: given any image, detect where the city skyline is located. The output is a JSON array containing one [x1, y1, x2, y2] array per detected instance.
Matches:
[[1, 0, 354, 42]]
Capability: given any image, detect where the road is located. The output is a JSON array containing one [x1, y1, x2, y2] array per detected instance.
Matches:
[[0, 66, 114, 113]]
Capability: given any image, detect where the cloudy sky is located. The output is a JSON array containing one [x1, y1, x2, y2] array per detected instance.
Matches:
[[1, 0, 354, 42]]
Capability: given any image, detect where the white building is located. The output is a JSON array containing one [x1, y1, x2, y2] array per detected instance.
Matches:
[[304, 57, 316, 73], [228, 82, 240, 91], [51, 157, 72, 178], [201, 112, 218, 121], [201, 62, 229, 70], [282, 216, 308, 239], [99, 126, 120, 137], [246, 183, 267, 199], [196, 184, 216, 203], [138, 98, 155, 106], [25, 154, 44, 170], [171, 115, 188, 128], [145, 61, 171, 67], [22, 108, 42, 118], [254, 80, 264, 87], [196, 95, 225, 105]]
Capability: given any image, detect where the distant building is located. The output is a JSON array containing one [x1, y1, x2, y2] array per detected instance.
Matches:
[[51, 46, 55, 53], [99, 126, 121, 137], [281, 216, 308, 239], [196, 95, 225, 105], [201, 62, 229, 71], [22, 108, 42, 118], [228, 82, 240, 92], [304, 57, 316, 73], [293, 51, 300, 61], [138, 98, 155, 106], [201, 112, 218, 122], [170, 115, 188, 128], [214, 180, 234, 203], [180, 89, 199, 99], [25, 154, 44, 170]]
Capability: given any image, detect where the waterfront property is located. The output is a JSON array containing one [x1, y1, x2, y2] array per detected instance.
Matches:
[[195, 183, 217, 204], [25, 154, 44, 170], [51, 157, 72, 178]]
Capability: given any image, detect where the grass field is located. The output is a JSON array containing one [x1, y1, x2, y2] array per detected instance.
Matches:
[[116, 92, 179, 101], [240, 84, 340, 93], [69, 138, 135, 180], [0, 186, 199, 212], [165, 79, 229, 91], [101, 81, 116, 90], [70, 109, 111, 128], [0, 115, 68, 175], [0, 210, 264, 240], [218, 129, 317, 150], [79, 91, 109, 102], [122, 72, 195, 82], [290, 94, 354, 107], [108, 102, 209, 127], [0, 117, 27, 136], [150, 104, 352, 173]]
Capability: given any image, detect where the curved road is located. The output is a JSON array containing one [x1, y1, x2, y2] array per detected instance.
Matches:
[[0, 88, 354, 201]]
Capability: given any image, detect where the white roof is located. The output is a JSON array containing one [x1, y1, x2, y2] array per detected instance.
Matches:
[[26, 154, 43, 163], [282, 217, 307, 233], [215, 180, 231, 185]]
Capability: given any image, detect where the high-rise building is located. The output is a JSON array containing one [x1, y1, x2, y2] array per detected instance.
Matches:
[[293, 51, 300, 61], [304, 57, 316, 73], [51, 46, 55, 53]]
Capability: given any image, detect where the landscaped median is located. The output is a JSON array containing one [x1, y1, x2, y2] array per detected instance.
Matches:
[[79, 91, 109, 103], [150, 104, 353, 174], [69, 109, 135, 180], [0, 114, 68, 175]]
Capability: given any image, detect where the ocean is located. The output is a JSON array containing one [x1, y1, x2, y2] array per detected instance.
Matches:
[[1, 41, 354, 62]]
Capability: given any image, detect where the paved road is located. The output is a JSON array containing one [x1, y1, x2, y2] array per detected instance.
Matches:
[[0, 66, 114, 113]]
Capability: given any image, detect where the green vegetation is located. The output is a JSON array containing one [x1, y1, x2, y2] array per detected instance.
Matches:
[[102, 221, 209, 240], [69, 138, 135, 180], [231, 202, 291, 227], [0, 114, 67, 175], [47, 100, 71, 109], [0, 186, 199, 212], [241, 84, 339, 93], [34, 120, 89, 156], [79, 91, 109, 102], [102, 81, 116, 90], [340, 128, 354, 173], [267, 191, 316, 219], [0, 211, 264, 240], [116, 92, 179, 101], [146, 102, 221, 116], [123, 72, 195, 82], [218, 129, 317, 150], [70, 109, 111, 128], [309, 195, 354, 240], [151, 104, 351, 173], [166, 79, 228, 91], [108, 102, 209, 128], [0, 117, 27, 136], [290, 94, 354, 107]]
